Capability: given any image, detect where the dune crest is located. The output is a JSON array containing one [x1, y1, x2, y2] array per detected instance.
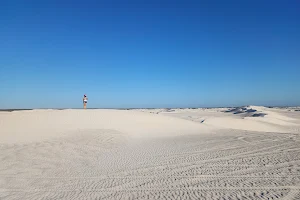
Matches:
[[0, 109, 214, 144]]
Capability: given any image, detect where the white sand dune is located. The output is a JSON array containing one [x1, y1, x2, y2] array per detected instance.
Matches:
[[140, 106, 300, 133], [1, 107, 300, 199], [0, 109, 214, 143]]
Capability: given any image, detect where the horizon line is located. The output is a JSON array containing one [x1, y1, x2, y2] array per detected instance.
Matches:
[[1, 105, 299, 111]]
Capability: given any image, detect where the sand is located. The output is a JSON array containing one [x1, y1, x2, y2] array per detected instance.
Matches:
[[1, 106, 300, 199]]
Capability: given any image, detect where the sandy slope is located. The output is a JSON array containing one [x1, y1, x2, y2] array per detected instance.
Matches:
[[0, 109, 214, 143], [1, 107, 300, 199]]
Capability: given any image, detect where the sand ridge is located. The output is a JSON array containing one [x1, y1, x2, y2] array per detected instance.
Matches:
[[138, 106, 300, 134], [0, 109, 214, 144]]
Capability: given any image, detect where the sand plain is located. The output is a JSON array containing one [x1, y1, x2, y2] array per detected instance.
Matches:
[[1, 106, 300, 199]]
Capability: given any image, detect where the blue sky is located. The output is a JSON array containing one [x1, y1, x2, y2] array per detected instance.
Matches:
[[1, 0, 299, 108]]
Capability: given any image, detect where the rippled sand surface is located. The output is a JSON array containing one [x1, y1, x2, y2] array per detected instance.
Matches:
[[1, 107, 300, 199]]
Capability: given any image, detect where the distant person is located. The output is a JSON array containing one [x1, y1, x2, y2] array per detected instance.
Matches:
[[83, 94, 88, 109]]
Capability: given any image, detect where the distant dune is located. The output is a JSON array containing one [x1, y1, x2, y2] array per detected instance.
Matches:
[[138, 106, 300, 133]]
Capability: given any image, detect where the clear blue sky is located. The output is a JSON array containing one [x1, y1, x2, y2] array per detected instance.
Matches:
[[1, 0, 299, 108]]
